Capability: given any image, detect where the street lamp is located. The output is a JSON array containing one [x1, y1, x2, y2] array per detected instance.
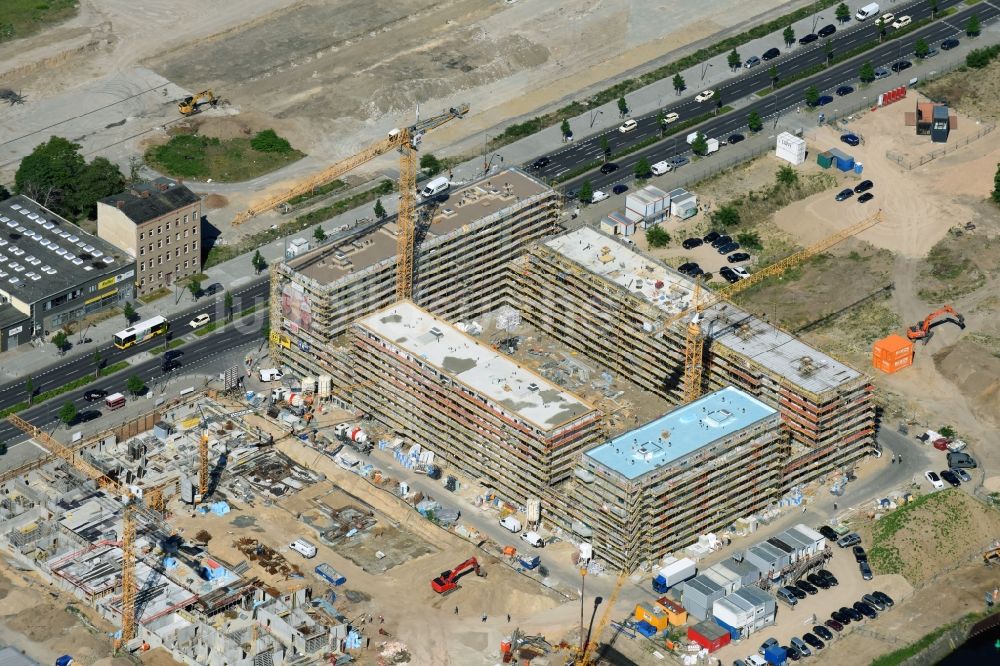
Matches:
[[583, 595, 604, 658], [812, 15, 824, 33], [700, 62, 713, 82], [482, 133, 492, 172], [578, 568, 587, 657], [589, 108, 604, 128]]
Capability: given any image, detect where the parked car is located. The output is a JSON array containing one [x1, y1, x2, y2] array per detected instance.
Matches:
[[762, 47, 781, 61], [612, 184, 628, 195], [591, 190, 610, 203], [188, 313, 211, 329], [880, 13, 896, 25], [862, 593, 886, 611], [858, 192, 875, 203], [818, 525, 839, 541], [853, 545, 868, 563], [795, 580, 819, 596], [84, 389, 108, 402], [941, 469, 961, 487], [784, 644, 802, 661], [925, 470, 945, 489], [618, 119, 638, 133], [732, 266, 750, 279], [759, 638, 779, 656], [663, 112, 680, 124], [668, 156, 690, 168], [836, 85, 855, 96], [831, 610, 851, 625], [952, 468, 972, 482], [842, 606, 863, 622], [860, 560, 873, 581], [530, 156, 551, 170], [841, 133, 861, 146], [600, 162, 619, 174], [873, 591, 895, 607], [790, 637, 811, 658], [836, 188, 855, 201], [855, 601, 878, 619], [799, 33, 819, 45], [678, 262, 700, 275], [825, 618, 844, 632], [836, 532, 861, 548], [717, 241, 740, 255], [703, 230, 720, 243], [817, 95, 834, 106], [891, 60, 912, 73], [818, 24, 837, 37], [727, 133, 745, 144], [854, 179, 874, 193], [813, 625, 834, 641], [803, 633, 825, 650], [818, 569, 839, 586], [728, 252, 751, 263], [682, 238, 704, 249], [744, 56, 761, 68], [807, 573, 831, 589], [688, 266, 705, 277], [892, 15, 912, 29], [710, 234, 732, 248], [923, 47, 939, 58], [695, 89, 716, 103], [947, 451, 978, 469], [874, 66, 891, 79], [786, 584, 807, 600], [720, 267, 740, 284], [941, 38, 960, 50]]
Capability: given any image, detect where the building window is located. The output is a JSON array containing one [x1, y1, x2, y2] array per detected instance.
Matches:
[[158, 256, 162, 265], [140, 262, 145, 271], [184, 229, 188, 238], [166, 221, 170, 231], [158, 271, 162, 279], [175, 233, 180, 241], [184, 243, 188, 254], [192, 226, 198, 235], [166, 235, 170, 245], [157, 226, 161, 234], [157, 240, 162, 249], [184, 260, 189, 269], [175, 264, 179, 273], [139, 232, 144, 240], [192, 240, 198, 250], [139, 247, 144, 256]]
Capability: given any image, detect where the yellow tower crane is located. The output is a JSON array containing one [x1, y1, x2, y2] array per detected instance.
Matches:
[[571, 570, 629, 665], [657, 210, 883, 403], [199, 432, 210, 499], [6, 414, 170, 646]]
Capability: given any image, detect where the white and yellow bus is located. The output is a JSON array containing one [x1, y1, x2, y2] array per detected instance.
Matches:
[[113, 315, 169, 349]]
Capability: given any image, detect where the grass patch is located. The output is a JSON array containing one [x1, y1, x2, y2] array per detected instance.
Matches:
[[240, 303, 265, 317], [0, 0, 78, 42], [203, 179, 395, 269], [138, 288, 171, 304], [193, 322, 220, 336], [145, 128, 304, 183], [964, 0, 983, 5], [287, 179, 346, 206], [0, 361, 131, 418], [150, 339, 185, 354], [917, 241, 987, 302]]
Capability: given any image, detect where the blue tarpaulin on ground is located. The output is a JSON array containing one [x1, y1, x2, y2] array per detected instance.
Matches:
[[636, 620, 657, 637], [211, 501, 230, 516]]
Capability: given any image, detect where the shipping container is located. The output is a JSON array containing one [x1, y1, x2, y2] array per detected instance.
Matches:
[[776, 132, 807, 165], [688, 620, 731, 652], [671, 194, 698, 219], [872, 334, 913, 374], [816, 151, 834, 169], [681, 575, 725, 620], [655, 596, 689, 626], [625, 186, 668, 225], [652, 556, 697, 592], [634, 602, 670, 631], [315, 563, 346, 586]]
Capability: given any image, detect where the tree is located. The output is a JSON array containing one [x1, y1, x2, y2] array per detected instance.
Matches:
[[966, 14, 981, 37], [859, 60, 876, 83], [599, 135, 610, 161], [737, 231, 762, 251], [26, 376, 34, 406], [656, 110, 667, 137], [875, 17, 885, 43], [578, 180, 594, 204], [711, 205, 741, 227], [224, 290, 234, 322], [52, 330, 69, 354], [993, 163, 1000, 204], [560, 119, 572, 138], [373, 198, 387, 220], [691, 133, 709, 156], [93, 350, 103, 380], [824, 40, 835, 66], [769, 65, 779, 90], [672, 73, 686, 95], [939, 425, 957, 439], [126, 374, 146, 396], [250, 129, 293, 153], [127, 155, 143, 184], [14, 137, 125, 220], [123, 301, 137, 324], [194, 529, 213, 545], [188, 278, 203, 300], [836, 2, 851, 23], [805, 85, 820, 107], [915, 38, 930, 59], [727, 48, 741, 71], [59, 401, 77, 426], [252, 249, 267, 275], [634, 157, 652, 179], [776, 164, 799, 187], [783, 26, 795, 48], [646, 226, 670, 248], [930, 0, 939, 19], [313, 226, 326, 242], [617, 96, 628, 118], [747, 111, 764, 133], [419, 153, 442, 176]]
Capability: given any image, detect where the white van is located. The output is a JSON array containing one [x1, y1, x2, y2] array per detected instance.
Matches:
[[259, 368, 283, 382], [499, 516, 522, 533], [419, 176, 450, 199], [289, 538, 317, 558], [686, 131, 701, 145], [520, 531, 545, 548], [651, 160, 672, 176], [856, 3, 880, 21]]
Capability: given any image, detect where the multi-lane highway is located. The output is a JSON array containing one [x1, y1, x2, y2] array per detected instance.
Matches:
[[528, 0, 993, 192]]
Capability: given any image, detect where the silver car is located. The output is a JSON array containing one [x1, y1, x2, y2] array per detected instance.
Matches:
[[952, 467, 972, 482], [874, 66, 891, 79]]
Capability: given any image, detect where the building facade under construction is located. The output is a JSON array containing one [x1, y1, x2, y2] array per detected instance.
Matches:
[[509, 227, 875, 490], [570, 387, 783, 570], [351, 300, 603, 506], [272, 168, 561, 383]]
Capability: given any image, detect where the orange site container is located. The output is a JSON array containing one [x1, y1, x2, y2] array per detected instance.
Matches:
[[872, 334, 913, 374]]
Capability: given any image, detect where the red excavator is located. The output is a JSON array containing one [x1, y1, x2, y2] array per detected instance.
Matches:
[[431, 557, 486, 593], [907, 305, 965, 344]]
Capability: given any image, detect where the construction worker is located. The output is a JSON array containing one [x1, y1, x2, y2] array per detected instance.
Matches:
[[454, 606, 459, 615]]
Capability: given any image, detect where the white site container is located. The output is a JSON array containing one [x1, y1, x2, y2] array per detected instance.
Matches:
[[776, 132, 807, 165]]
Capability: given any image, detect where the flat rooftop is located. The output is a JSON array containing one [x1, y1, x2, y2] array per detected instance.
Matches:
[[99, 177, 200, 225], [356, 300, 595, 433], [0, 196, 132, 305], [546, 227, 863, 395], [584, 387, 777, 480], [290, 168, 551, 284]]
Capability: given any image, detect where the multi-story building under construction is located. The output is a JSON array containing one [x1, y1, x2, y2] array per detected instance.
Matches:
[[351, 300, 603, 506], [509, 226, 875, 490], [271, 168, 561, 381], [574, 387, 783, 570]]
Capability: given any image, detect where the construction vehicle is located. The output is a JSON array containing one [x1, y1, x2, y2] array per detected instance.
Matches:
[[500, 628, 551, 663], [906, 305, 965, 344], [657, 210, 883, 403], [177, 90, 218, 116], [431, 556, 486, 593], [984, 542, 1000, 565]]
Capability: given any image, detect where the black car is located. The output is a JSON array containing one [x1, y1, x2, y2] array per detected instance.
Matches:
[[842, 606, 863, 622], [84, 389, 108, 402], [719, 266, 739, 284], [818, 24, 837, 38], [854, 601, 878, 619], [703, 230, 721, 243], [785, 644, 803, 661], [873, 591, 895, 607], [854, 179, 874, 193], [853, 545, 868, 562], [941, 38, 960, 50], [531, 156, 551, 170], [825, 619, 844, 633], [669, 156, 690, 167], [612, 184, 628, 195], [717, 241, 740, 255], [762, 47, 781, 61], [203, 282, 223, 296], [710, 234, 732, 248], [860, 560, 873, 581], [688, 266, 705, 277], [678, 262, 700, 275], [940, 469, 961, 487], [858, 192, 875, 203], [818, 569, 839, 587], [728, 252, 750, 263], [77, 409, 102, 423], [803, 633, 825, 650], [817, 95, 834, 107], [807, 573, 831, 589], [891, 60, 912, 73], [862, 594, 886, 611], [841, 133, 861, 147], [162, 359, 182, 373], [813, 625, 834, 641], [600, 162, 619, 174], [836, 85, 854, 96], [818, 525, 838, 541], [786, 585, 807, 600], [727, 133, 745, 144], [682, 237, 704, 249], [836, 188, 854, 201], [795, 580, 819, 595], [799, 33, 819, 45], [831, 610, 850, 625]]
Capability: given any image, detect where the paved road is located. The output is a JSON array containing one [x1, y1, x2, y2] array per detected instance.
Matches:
[[528, 0, 994, 193]]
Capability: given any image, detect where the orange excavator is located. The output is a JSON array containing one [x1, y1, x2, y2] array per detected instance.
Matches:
[[906, 305, 965, 344], [431, 557, 486, 593]]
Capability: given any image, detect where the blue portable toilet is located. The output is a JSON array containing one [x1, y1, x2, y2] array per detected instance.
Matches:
[[854, 162, 864, 174], [56, 657, 74, 666]]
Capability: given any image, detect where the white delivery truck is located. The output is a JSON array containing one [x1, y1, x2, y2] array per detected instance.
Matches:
[[419, 176, 450, 199], [289, 538, 317, 558], [651, 160, 672, 176], [856, 3, 880, 20], [499, 516, 522, 532], [520, 531, 545, 548], [651, 556, 697, 592], [705, 138, 720, 154], [686, 131, 701, 145]]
